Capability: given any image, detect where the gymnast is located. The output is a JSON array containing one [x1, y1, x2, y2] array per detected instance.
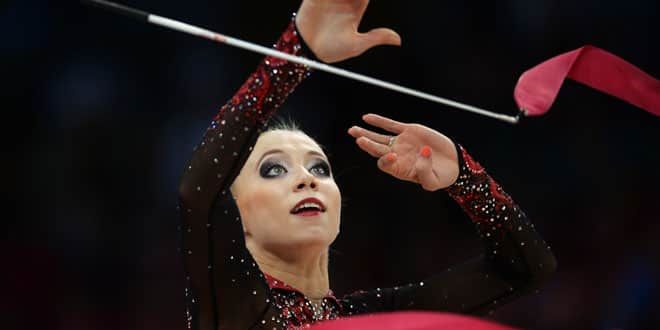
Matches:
[[177, 0, 557, 328]]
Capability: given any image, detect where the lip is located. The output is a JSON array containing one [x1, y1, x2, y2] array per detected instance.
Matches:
[[290, 197, 327, 214]]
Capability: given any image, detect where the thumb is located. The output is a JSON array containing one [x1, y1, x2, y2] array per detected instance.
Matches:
[[415, 146, 441, 191], [357, 28, 402, 54]]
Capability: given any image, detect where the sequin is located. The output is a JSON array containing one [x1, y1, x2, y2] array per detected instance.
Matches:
[[176, 15, 556, 330]]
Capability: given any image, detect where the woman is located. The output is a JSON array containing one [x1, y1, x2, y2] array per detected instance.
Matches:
[[177, 0, 557, 329]]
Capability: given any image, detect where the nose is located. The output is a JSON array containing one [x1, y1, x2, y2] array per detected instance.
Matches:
[[294, 171, 318, 192]]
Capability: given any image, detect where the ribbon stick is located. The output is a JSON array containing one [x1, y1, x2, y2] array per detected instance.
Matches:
[[515, 45, 660, 117], [81, 0, 519, 124]]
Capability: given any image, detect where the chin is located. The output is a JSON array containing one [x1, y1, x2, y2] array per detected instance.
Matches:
[[287, 229, 335, 250]]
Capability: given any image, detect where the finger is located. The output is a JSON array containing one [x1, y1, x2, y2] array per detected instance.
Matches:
[[377, 152, 398, 174], [348, 125, 391, 145], [362, 113, 406, 134], [415, 146, 441, 191], [359, 28, 402, 50], [355, 136, 390, 158]]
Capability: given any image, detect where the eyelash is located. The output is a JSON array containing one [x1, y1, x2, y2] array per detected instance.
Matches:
[[309, 160, 331, 177], [260, 160, 331, 178]]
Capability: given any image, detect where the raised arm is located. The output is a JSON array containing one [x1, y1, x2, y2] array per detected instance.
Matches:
[[177, 1, 401, 328], [391, 145, 557, 314], [345, 115, 557, 315], [177, 18, 313, 330]]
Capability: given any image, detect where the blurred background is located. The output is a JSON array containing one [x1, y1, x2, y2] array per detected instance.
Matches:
[[5, 0, 659, 329]]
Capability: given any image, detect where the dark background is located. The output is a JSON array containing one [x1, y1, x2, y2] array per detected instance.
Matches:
[[5, 0, 660, 329]]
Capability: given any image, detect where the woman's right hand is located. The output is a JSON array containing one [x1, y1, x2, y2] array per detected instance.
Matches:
[[296, 0, 401, 63]]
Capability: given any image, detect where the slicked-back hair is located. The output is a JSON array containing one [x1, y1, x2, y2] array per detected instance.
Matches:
[[266, 116, 303, 133]]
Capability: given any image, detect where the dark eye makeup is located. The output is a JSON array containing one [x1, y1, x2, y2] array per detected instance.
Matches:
[[260, 159, 287, 178], [259, 157, 331, 179], [309, 159, 331, 177]]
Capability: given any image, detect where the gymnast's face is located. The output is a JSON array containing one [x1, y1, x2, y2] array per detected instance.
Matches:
[[231, 130, 341, 254]]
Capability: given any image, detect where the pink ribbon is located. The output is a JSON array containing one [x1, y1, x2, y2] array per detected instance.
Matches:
[[514, 45, 660, 117], [309, 311, 517, 330]]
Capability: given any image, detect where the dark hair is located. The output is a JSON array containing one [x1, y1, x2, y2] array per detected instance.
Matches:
[[264, 115, 327, 157], [266, 116, 302, 133]]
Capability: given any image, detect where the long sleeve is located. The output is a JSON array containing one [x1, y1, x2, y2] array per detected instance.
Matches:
[[340, 144, 557, 316], [177, 17, 312, 330]]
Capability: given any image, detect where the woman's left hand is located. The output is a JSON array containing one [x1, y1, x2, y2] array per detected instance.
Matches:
[[348, 114, 459, 191], [296, 0, 401, 63]]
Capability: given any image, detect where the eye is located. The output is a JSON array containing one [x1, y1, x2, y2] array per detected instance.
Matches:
[[260, 161, 288, 178], [309, 160, 331, 177]]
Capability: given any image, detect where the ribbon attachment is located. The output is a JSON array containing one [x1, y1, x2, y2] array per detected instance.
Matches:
[[514, 45, 660, 117]]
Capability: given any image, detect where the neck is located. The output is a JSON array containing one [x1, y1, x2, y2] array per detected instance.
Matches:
[[247, 242, 330, 301]]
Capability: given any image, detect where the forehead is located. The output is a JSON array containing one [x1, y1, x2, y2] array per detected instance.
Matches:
[[252, 130, 325, 158]]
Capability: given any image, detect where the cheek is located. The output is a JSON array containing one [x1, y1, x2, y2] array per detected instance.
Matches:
[[324, 182, 342, 223], [240, 183, 286, 230]]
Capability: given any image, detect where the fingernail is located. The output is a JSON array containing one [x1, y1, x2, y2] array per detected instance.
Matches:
[[420, 145, 431, 158], [386, 153, 396, 162]]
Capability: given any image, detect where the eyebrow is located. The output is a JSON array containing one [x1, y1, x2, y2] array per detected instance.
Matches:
[[255, 149, 327, 170]]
